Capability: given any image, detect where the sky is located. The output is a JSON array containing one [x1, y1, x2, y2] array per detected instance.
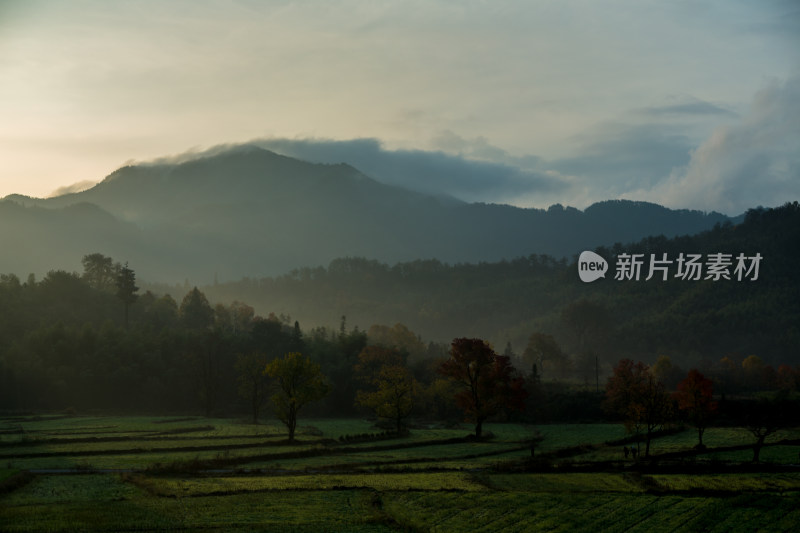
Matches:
[[0, 0, 798, 215]]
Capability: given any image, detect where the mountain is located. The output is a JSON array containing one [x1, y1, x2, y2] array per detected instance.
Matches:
[[197, 203, 800, 367], [0, 145, 738, 282]]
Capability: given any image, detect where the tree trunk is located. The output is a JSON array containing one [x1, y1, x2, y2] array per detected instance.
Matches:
[[753, 436, 765, 463], [475, 419, 483, 438], [698, 427, 704, 447], [645, 429, 651, 457], [287, 404, 297, 441]]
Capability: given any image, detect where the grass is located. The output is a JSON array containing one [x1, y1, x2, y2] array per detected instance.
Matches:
[[0, 468, 19, 482], [1, 415, 799, 531]]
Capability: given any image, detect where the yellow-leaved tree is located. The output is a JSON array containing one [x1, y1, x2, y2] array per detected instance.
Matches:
[[264, 352, 329, 441]]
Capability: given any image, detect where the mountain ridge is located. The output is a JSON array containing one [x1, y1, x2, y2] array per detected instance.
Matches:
[[0, 146, 740, 283]]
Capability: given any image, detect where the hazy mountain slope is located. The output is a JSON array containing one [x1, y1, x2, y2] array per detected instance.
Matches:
[[192, 203, 799, 367], [0, 146, 737, 282]]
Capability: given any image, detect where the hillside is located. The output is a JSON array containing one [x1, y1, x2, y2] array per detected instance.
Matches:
[[2, 146, 736, 282], [181, 202, 800, 369]]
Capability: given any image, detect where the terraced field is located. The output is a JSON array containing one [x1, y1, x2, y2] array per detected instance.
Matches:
[[1, 415, 799, 531]]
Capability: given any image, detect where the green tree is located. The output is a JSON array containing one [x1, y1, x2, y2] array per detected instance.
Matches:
[[561, 300, 610, 389], [354, 346, 417, 433], [264, 352, 329, 441], [81, 253, 117, 292], [115, 262, 138, 328], [438, 338, 527, 438], [652, 355, 684, 389], [179, 287, 214, 331], [236, 351, 270, 424], [139, 292, 178, 330], [366, 323, 427, 364], [354, 345, 405, 383], [741, 354, 767, 390], [522, 333, 570, 380], [185, 331, 226, 417]]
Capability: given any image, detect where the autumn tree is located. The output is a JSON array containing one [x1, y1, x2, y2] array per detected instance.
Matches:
[[265, 352, 329, 441], [673, 369, 717, 449], [605, 359, 672, 457], [438, 338, 527, 438], [354, 346, 417, 433]]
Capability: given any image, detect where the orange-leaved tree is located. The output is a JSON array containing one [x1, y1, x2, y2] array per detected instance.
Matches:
[[438, 338, 527, 438], [673, 369, 717, 449]]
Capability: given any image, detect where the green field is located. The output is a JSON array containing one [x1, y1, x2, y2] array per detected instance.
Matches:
[[1, 415, 799, 532]]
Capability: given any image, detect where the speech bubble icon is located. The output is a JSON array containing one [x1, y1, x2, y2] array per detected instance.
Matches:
[[578, 251, 608, 283]]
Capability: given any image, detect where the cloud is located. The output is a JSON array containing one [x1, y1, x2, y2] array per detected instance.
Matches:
[[548, 123, 696, 194], [250, 137, 567, 205], [429, 130, 543, 171], [638, 97, 738, 118], [628, 74, 800, 215], [122, 70, 798, 216], [48, 180, 97, 198]]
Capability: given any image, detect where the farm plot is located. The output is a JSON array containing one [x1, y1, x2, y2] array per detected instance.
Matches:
[[382, 490, 800, 532], [2, 415, 800, 531], [135, 471, 486, 496], [651, 473, 800, 492], [0, 474, 395, 532], [486, 472, 644, 493], [697, 445, 800, 464], [240, 440, 526, 470]]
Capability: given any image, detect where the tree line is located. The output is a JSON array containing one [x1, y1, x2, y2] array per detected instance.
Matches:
[[0, 256, 523, 432], [1, 251, 798, 460], [603, 358, 800, 462], [170, 202, 800, 375]]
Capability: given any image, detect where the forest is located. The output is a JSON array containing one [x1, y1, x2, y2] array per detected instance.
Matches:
[[0, 202, 797, 425], [2, 204, 800, 533], [165, 201, 798, 367]]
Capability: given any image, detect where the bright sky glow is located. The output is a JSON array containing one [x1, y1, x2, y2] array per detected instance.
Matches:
[[0, 0, 797, 213]]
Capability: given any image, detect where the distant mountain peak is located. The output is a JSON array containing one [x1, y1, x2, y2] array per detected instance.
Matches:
[[0, 146, 740, 282]]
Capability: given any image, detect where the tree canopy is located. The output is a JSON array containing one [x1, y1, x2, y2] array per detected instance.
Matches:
[[438, 338, 527, 438], [264, 352, 329, 441]]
